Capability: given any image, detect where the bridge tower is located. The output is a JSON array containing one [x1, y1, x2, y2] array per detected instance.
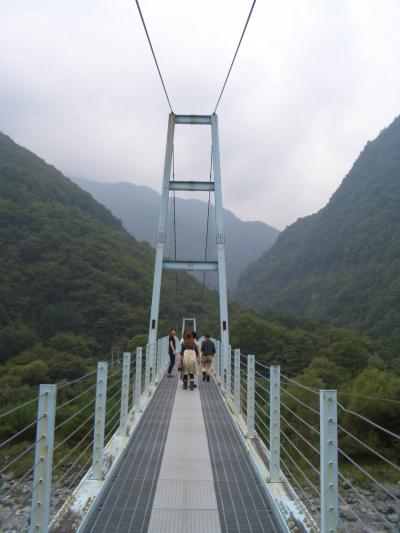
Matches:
[[148, 113, 229, 352]]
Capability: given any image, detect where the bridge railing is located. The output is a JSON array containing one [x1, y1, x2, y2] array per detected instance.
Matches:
[[0, 337, 169, 533], [214, 344, 400, 533]]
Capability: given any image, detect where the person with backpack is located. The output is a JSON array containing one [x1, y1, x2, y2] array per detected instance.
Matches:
[[201, 332, 216, 382], [180, 330, 199, 390]]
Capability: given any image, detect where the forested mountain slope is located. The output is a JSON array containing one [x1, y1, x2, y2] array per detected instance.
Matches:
[[236, 116, 400, 346], [0, 132, 219, 365], [72, 177, 279, 291]]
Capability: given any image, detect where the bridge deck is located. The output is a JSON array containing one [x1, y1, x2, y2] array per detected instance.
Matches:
[[83, 373, 281, 533]]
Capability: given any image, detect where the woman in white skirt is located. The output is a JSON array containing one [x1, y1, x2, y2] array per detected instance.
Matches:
[[180, 330, 200, 390]]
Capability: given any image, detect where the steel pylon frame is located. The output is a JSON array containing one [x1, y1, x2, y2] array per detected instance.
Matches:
[[148, 113, 229, 352]]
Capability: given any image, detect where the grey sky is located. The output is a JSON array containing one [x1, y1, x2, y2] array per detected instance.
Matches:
[[1, 0, 399, 229]]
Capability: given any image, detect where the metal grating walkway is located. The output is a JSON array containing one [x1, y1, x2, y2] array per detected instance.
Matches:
[[147, 377, 221, 532], [83, 374, 282, 533], [200, 379, 281, 533], [83, 375, 177, 532]]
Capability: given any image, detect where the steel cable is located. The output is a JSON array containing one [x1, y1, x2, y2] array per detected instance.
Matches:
[[254, 360, 271, 373], [280, 442, 320, 497], [213, 0, 257, 113], [280, 412, 320, 455], [337, 390, 400, 403], [54, 396, 96, 431], [280, 458, 320, 520], [337, 401, 400, 440], [133, 0, 173, 112], [338, 423, 400, 473], [0, 396, 39, 420], [337, 492, 369, 531], [337, 447, 399, 502], [0, 438, 39, 475], [57, 369, 97, 390], [0, 492, 32, 530], [0, 419, 37, 449], [255, 389, 269, 404], [56, 382, 97, 411], [281, 428, 320, 476], [338, 471, 393, 528], [281, 387, 319, 415], [254, 410, 269, 432], [280, 399, 320, 435], [53, 437, 95, 489], [281, 374, 319, 395], [53, 410, 95, 452], [255, 368, 270, 381]]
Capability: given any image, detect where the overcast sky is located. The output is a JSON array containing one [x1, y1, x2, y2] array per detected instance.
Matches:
[[1, 1, 400, 229]]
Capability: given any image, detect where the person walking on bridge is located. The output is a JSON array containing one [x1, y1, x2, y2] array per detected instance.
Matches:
[[201, 333, 215, 382], [168, 327, 178, 377], [180, 330, 199, 390]]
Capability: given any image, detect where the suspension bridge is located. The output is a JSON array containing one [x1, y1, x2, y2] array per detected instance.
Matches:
[[1, 1, 400, 532], [1, 331, 399, 532]]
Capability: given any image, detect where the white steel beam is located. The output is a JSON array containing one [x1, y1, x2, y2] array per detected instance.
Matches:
[[91, 362, 108, 479], [269, 365, 281, 482], [320, 390, 338, 533], [211, 114, 229, 348], [174, 115, 211, 125], [163, 260, 218, 271], [169, 180, 215, 191]]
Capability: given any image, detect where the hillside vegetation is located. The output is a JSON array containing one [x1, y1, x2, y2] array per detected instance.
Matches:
[[1, 133, 399, 494], [236, 116, 400, 351], [0, 132, 220, 382]]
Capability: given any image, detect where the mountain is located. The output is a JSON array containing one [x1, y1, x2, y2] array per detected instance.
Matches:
[[0, 132, 219, 364], [71, 178, 279, 291], [235, 116, 400, 346]]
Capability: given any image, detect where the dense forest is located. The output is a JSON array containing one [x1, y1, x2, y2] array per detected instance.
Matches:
[[73, 177, 279, 291], [236, 115, 400, 353]]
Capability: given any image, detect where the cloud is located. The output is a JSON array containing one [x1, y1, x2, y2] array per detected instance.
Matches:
[[1, 0, 400, 229]]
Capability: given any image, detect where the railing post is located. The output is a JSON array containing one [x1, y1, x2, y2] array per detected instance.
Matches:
[[135, 347, 143, 413], [29, 384, 57, 533], [91, 362, 108, 479], [145, 343, 150, 395], [214, 340, 220, 383], [164, 336, 168, 369], [247, 354, 255, 438], [269, 365, 281, 482], [234, 348, 240, 414], [226, 344, 232, 396], [151, 341, 157, 384], [119, 352, 130, 436], [158, 338, 162, 377], [320, 390, 338, 533], [153, 340, 158, 381], [222, 342, 227, 389]]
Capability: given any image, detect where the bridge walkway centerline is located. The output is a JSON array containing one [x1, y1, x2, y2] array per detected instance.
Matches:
[[82, 372, 282, 533]]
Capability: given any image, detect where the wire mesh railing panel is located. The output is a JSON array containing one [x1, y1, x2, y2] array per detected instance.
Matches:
[[254, 360, 270, 450], [50, 371, 99, 520], [279, 374, 321, 520]]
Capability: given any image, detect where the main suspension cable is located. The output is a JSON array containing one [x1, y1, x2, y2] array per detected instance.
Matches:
[[134, 0, 173, 112], [213, 0, 257, 113]]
